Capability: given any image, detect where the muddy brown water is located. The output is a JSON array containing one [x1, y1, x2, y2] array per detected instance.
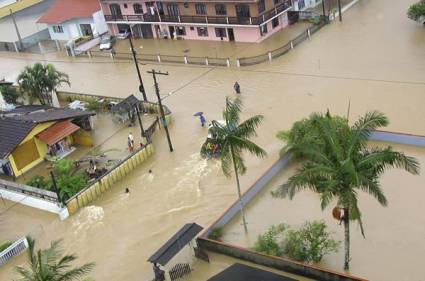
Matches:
[[0, 0, 425, 280]]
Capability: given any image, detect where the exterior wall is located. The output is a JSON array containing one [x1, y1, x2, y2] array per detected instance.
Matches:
[[48, 18, 95, 41], [258, 11, 288, 41], [8, 122, 55, 177], [233, 26, 261, 42]]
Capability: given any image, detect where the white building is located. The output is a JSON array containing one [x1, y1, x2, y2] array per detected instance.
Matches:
[[37, 0, 107, 41]]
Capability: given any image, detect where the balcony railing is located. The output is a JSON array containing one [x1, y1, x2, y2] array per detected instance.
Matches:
[[105, 0, 291, 26]]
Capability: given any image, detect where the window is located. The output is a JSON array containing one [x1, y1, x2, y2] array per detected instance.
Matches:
[[273, 0, 281, 5], [215, 28, 227, 38], [123, 3, 128, 8], [133, 3, 144, 14], [183, 2, 189, 8], [272, 17, 279, 28], [167, 3, 180, 16], [195, 3, 206, 15], [52, 25, 63, 33], [176, 26, 186, 36], [235, 4, 250, 18], [197, 27, 208, 37], [190, 26, 195, 30], [215, 4, 227, 15], [257, 0, 265, 13]]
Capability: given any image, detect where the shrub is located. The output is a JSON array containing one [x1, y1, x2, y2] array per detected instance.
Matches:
[[26, 175, 51, 190], [253, 224, 287, 256], [0, 241, 12, 252], [0, 85, 19, 104], [408, 0, 425, 22], [86, 98, 102, 112], [54, 159, 88, 201], [208, 227, 223, 241], [282, 220, 340, 263]]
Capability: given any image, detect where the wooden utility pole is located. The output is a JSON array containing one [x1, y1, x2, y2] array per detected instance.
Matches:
[[338, 0, 342, 21], [322, 0, 326, 18], [147, 69, 173, 152], [128, 28, 147, 101]]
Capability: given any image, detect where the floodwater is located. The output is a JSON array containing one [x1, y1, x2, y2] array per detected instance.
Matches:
[[0, 0, 425, 280], [222, 143, 425, 281]]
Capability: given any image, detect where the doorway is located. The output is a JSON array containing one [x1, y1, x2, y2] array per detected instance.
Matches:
[[169, 26, 175, 39], [109, 4, 122, 19], [227, 28, 235, 41], [141, 25, 154, 38]]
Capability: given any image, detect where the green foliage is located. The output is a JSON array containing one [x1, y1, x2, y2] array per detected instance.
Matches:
[[273, 110, 420, 270], [15, 236, 95, 281], [208, 227, 223, 241], [0, 85, 19, 104], [26, 176, 52, 190], [86, 98, 102, 112], [54, 159, 88, 201], [408, 0, 425, 21], [0, 241, 12, 252], [282, 221, 340, 263], [308, 16, 322, 25], [253, 224, 287, 256], [17, 63, 70, 105]]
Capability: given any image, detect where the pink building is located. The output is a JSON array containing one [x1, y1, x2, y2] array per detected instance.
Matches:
[[99, 0, 293, 43]]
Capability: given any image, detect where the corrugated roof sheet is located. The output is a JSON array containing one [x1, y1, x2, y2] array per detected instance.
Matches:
[[112, 95, 140, 112], [207, 263, 297, 281], [0, 117, 36, 159], [14, 108, 95, 123], [37, 0, 100, 24], [37, 120, 80, 145], [148, 223, 203, 266]]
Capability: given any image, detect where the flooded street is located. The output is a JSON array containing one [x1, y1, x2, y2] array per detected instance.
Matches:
[[0, 0, 425, 280]]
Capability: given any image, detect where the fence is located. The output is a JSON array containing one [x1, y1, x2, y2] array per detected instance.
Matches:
[[0, 178, 58, 202], [0, 237, 28, 267]]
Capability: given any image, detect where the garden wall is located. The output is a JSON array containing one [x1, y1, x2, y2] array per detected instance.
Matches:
[[66, 144, 154, 215]]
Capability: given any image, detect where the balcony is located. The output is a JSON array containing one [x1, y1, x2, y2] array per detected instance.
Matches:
[[104, 0, 292, 26]]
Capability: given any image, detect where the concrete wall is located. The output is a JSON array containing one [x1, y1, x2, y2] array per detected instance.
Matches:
[[48, 18, 95, 41]]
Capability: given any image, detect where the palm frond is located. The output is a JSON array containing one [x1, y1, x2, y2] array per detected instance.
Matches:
[[228, 136, 267, 159], [223, 97, 242, 125], [235, 115, 264, 139]]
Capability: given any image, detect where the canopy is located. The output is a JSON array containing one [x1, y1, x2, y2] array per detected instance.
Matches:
[[112, 95, 140, 112], [148, 223, 203, 266], [207, 263, 297, 281], [37, 120, 80, 146]]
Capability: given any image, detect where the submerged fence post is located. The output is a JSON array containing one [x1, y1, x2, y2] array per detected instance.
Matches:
[[157, 54, 161, 63], [38, 42, 43, 54], [290, 41, 294, 49], [268, 51, 272, 61], [226, 58, 230, 67], [307, 29, 311, 38], [205, 57, 209, 66], [87, 51, 92, 58], [184, 56, 188, 64], [55, 40, 61, 51], [236, 59, 240, 68]]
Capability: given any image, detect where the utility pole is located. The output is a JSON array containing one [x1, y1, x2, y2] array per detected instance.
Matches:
[[322, 0, 326, 18], [128, 28, 147, 101], [338, 0, 342, 21], [10, 9, 23, 50], [135, 105, 148, 143], [50, 171, 62, 205], [147, 69, 173, 152]]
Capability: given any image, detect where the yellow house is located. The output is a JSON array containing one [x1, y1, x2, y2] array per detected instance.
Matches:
[[0, 107, 95, 178]]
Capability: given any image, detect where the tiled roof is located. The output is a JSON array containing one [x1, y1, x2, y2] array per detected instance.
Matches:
[[37, 120, 80, 146], [37, 0, 100, 24], [14, 108, 95, 123], [0, 117, 36, 159]]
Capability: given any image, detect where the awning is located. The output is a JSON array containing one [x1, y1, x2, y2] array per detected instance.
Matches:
[[148, 223, 203, 266], [37, 120, 80, 146], [207, 263, 297, 281]]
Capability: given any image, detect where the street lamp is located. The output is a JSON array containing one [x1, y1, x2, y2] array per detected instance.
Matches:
[[127, 27, 147, 101]]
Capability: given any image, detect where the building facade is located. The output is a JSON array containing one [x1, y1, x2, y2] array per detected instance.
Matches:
[[100, 0, 293, 43]]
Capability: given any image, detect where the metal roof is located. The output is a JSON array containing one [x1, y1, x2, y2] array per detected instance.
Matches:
[[112, 95, 140, 112], [0, 117, 36, 159], [207, 263, 297, 281], [148, 223, 203, 266], [13, 108, 95, 123]]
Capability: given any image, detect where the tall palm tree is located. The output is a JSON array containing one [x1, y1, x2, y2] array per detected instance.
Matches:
[[201, 97, 267, 232], [17, 63, 70, 105], [16, 237, 94, 281], [273, 111, 419, 271]]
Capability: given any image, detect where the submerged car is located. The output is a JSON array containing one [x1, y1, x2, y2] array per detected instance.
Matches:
[[116, 31, 129, 40], [99, 35, 113, 50]]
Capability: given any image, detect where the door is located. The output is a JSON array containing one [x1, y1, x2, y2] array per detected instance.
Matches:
[[169, 26, 175, 39], [141, 24, 154, 38], [228, 28, 235, 41], [167, 3, 180, 21], [109, 4, 122, 20], [235, 4, 250, 24]]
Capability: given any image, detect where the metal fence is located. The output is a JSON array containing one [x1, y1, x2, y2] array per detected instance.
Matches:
[[239, 53, 269, 66], [0, 237, 28, 267], [0, 179, 58, 203]]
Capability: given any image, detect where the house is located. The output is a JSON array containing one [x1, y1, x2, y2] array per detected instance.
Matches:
[[0, 106, 95, 178], [100, 0, 293, 43], [37, 0, 108, 41], [0, 0, 54, 52]]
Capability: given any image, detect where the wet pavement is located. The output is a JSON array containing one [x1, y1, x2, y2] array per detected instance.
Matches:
[[0, 0, 425, 280]]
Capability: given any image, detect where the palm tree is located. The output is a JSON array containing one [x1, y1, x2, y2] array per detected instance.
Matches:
[[272, 111, 419, 271], [17, 63, 70, 105], [15, 236, 94, 281], [201, 97, 267, 232]]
